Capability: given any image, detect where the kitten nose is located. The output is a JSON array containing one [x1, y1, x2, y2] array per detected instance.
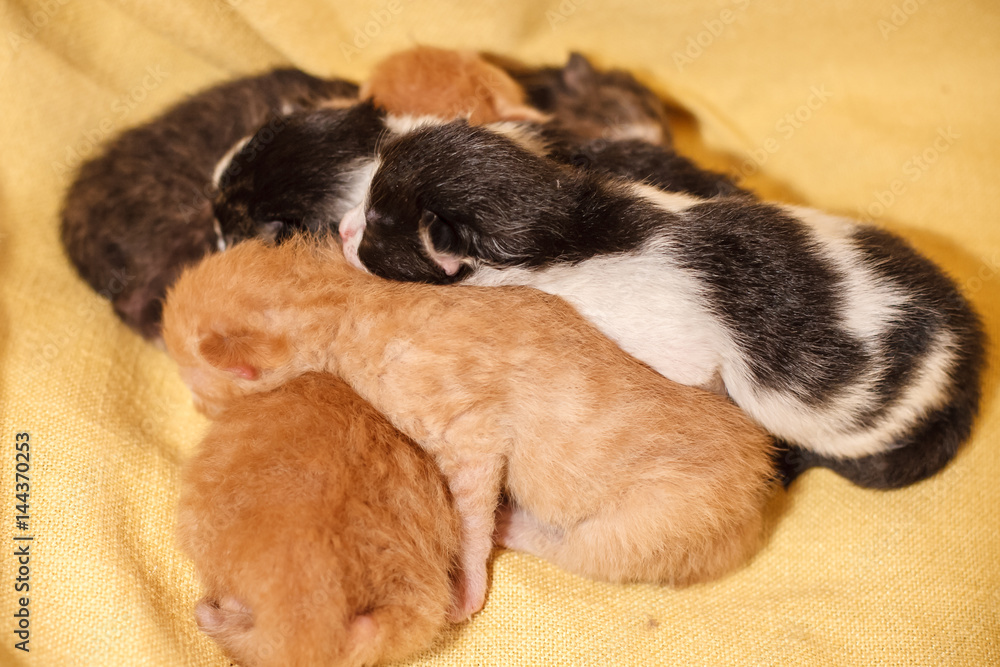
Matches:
[[339, 203, 366, 242]]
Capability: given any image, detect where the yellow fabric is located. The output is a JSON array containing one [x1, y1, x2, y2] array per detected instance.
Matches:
[[1, 0, 998, 664]]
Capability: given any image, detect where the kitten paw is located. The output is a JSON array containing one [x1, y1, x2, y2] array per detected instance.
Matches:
[[495, 507, 565, 556], [447, 568, 488, 622], [194, 596, 254, 638], [494, 506, 536, 551]]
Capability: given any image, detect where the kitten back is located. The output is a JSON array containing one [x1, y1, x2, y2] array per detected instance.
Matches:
[[177, 372, 460, 666]]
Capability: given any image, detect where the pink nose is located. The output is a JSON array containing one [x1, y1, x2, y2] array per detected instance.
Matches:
[[340, 225, 354, 242]]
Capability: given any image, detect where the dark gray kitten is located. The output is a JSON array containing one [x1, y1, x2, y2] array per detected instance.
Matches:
[[338, 119, 985, 491], [60, 68, 357, 340], [492, 52, 673, 146]]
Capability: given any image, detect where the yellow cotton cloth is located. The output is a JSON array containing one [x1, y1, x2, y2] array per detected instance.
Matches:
[[1, 0, 998, 665]]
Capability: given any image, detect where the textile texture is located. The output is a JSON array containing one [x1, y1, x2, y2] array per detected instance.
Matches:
[[0, 0, 997, 665]]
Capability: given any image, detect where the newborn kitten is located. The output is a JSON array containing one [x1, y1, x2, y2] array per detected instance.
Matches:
[[213, 105, 742, 249], [339, 119, 985, 490], [212, 103, 384, 249], [361, 45, 546, 124], [362, 48, 724, 197], [60, 68, 357, 340], [490, 51, 673, 146], [162, 237, 778, 622], [178, 372, 459, 666]]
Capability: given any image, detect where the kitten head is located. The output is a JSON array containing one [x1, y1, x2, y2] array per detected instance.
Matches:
[[341, 120, 575, 283], [161, 239, 312, 416], [361, 45, 548, 124], [212, 103, 386, 250], [528, 53, 671, 145]]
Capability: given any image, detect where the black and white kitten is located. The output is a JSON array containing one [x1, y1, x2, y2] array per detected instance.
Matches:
[[337, 119, 985, 490], [212, 103, 385, 249], [213, 104, 743, 249]]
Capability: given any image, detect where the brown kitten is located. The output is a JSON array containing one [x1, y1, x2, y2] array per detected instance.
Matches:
[[177, 372, 460, 666], [489, 51, 673, 145], [360, 45, 546, 124], [60, 68, 357, 340], [162, 237, 779, 622]]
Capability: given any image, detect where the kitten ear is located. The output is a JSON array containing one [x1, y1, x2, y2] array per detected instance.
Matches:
[[257, 220, 287, 244], [194, 597, 254, 638], [198, 329, 290, 380], [435, 254, 464, 276], [345, 613, 381, 665], [490, 97, 550, 124], [419, 211, 467, 276], [562, 53, 597, 93]]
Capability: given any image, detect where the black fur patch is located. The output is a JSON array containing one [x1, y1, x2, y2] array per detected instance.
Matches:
[[503, 52, 673, 145], [540, 130, 747, 199], [661, 201, 868, 403], [214, 102, 386, 247], [358, 121, 580, 280]]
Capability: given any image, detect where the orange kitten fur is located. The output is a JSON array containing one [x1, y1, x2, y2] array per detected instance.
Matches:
[[177, 372, 460, 666], [163, 237, 778, 621], [361, 45, 547, 123]]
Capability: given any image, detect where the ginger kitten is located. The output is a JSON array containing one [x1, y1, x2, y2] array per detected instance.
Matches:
[[360, 45, 545, 124], [163, 237, 779, 622], [178, 372, 460, 666]]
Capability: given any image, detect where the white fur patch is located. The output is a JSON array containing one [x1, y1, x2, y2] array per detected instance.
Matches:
[[212, 136, 252, 188], [483, 121, 550, 157], [607, 121, 664, 145], [629, 183, 703, 213], [213, 218, 226, 252], [339, 203, 367, 271], [339, 157, 378, 212], [336, 158, 380, 271], [384, 114, 448, 136], [315, 96, 357, 111], [733, 331, 956, 458], [468, 250, 727, 390]]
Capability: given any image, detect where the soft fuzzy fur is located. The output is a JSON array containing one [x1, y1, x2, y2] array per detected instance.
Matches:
[[361, 45, 546, 124], [211, 103, 384, 250], [490, 51, 673, 145], [60, 68, 357, 340], [212, 104, 741, 251], [163, 237, 778, 622], [178, 372, 459, 666], [339, 120, 985, 490]]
